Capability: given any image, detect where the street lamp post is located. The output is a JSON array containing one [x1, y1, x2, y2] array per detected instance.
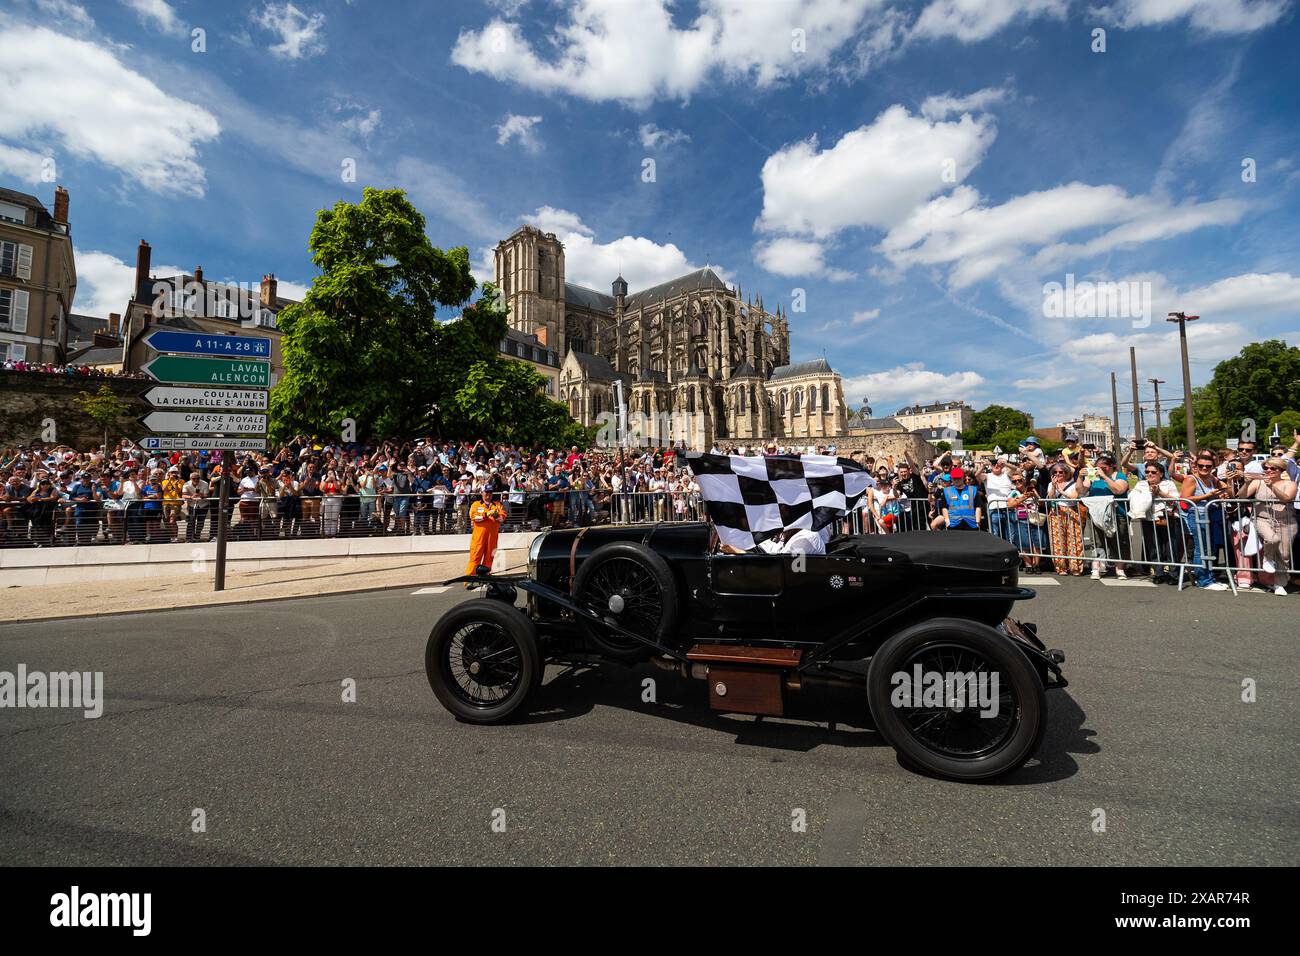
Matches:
[[1167, 312, 1199, 454]]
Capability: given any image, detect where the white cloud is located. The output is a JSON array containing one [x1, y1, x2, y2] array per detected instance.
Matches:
[[1095, 0, 1289, 34], [254, 2, 327, 60], [754, 238, 853, 281], [451, 0, 887, 105], [486, 207, 730, 294], [882, 183, 1247, 289], [495, 113, 543, 153], [638, 123, 690, 149], [1180, 272, 1300, 315], [850, 308, 881, 324], [120, 0, 185, 36], [32, 0, 94, 29], [756, 105, 997, 238], [73, 249, 184, 318], [1068, 320, 1250, 369], [839, 362, 986, 409], [0, 143, 47, 184], [920, 85, 1010, 120], [911, 0, 1068, 42], [341, 108, 382, 139], [0, 26, 220, 196], [272, 278, 311, 301]]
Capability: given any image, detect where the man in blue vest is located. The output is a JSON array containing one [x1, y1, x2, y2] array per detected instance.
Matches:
[[942, 466, 983, 531]]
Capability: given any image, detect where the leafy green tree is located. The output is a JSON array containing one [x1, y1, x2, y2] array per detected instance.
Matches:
[[270, 187, 477, 442], [445, 357, 589, 448], [967, 404, 1033, 444], [1164, 340, 1300, 449], [75, 385, 131, 451], [1266, 410, 1300, 446]]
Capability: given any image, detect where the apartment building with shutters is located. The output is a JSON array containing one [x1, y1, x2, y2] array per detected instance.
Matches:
[[0, 186, 75, 364]]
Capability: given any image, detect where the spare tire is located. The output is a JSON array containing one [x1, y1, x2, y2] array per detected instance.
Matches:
[[572, 541, 678, 662]]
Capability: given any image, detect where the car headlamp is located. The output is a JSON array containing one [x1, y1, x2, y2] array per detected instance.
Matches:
[[527, 532, 546, 577]]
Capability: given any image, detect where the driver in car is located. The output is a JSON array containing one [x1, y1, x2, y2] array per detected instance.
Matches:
[[718, 526, 828, 555]]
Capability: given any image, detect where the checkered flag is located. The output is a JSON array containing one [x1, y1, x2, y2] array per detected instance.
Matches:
[[685, 452, 876, 551]]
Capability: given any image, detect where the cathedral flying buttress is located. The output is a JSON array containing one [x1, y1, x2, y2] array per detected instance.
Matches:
[[493, 224, 847, 448]]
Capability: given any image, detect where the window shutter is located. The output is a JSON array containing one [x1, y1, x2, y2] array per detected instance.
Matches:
[[10, 344, 26, 361], [16, 244, 32, 280], [11, 289, 28, 332]]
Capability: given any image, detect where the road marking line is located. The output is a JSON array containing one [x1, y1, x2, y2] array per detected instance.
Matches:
[[1025, 577, 1060, 585], [412, 586, 452, 595], [1101, 579, 1156, 587]]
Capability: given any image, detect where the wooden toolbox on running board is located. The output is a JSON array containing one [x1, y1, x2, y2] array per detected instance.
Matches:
[[686, 645, 803, 717]]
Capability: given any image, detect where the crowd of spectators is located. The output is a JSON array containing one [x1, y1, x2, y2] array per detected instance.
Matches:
[[3, 431, 1296, 593], [1, 359, 147, 379], [0, 436, 711, 548], [839, 431, 1299, 594]]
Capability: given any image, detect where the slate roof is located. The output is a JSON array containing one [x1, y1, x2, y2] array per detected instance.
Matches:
[[563, 268, 731, 314], [569, 350, 632, 384], [564, 283, 616, 311], [769, 357, 833, 380], [848, 416, 905, 432]]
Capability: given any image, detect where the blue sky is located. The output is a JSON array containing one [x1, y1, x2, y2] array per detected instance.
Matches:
[[2, 0, 1298, 431]]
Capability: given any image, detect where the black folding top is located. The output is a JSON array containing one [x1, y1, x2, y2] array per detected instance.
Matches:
[[827, 530, 1018, 572]]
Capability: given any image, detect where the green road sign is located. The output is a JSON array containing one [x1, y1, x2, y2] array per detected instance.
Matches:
[[142, 354, 270, 387]]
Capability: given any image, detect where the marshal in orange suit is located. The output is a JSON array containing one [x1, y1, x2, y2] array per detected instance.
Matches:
[[466, 489, 507, 581]]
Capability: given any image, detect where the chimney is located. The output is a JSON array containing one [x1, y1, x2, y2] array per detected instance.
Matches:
[[134, 240, 152, 300], [260, 273, 277, 308], [108, 312, 120, 337], [53, 186, 69, 225], [194, 265, 203, 283]]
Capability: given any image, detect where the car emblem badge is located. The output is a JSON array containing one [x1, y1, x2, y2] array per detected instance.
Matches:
[[829, 574, 844, 590]]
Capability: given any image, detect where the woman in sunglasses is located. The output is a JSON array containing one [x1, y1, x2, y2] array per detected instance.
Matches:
[[1242, 457, 1297, 595], [1130, 461, 1183, 584], [1044, 463, 1085, 576], [1179, 453, 1231, 590]]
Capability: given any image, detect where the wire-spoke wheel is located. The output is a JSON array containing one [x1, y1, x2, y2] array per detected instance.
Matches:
[[573, 542, 678, 662], [426, 600, 539, 723], [867, 617, 1045, 781]]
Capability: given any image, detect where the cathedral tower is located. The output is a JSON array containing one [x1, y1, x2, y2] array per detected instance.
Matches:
[[493, 225, 566, 352]]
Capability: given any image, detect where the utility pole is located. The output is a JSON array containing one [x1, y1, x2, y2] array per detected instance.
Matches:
[[1110, 372, 1121, 453], [1167, 312, 1200, 454], [1129, 347, 1143, 442], [1148, 378, 1166, 449]]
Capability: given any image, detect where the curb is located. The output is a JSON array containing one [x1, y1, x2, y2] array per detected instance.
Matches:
[[0, 579, 465, 627]]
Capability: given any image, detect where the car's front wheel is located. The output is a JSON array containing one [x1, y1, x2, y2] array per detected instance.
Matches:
[[866, 617, 1046, 781], [426, 600, 539, 724]]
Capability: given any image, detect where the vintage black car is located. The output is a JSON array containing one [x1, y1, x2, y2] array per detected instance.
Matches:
[[425, 522, 1067, 781]]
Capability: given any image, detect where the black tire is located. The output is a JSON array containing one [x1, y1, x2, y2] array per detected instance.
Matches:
[[866, 617, 1046, 781], [572, 541, 678, 662], [426, 600, 539, 724]]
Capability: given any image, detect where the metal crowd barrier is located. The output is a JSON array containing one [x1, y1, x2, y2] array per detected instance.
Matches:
[[0, 490, 709, 547]]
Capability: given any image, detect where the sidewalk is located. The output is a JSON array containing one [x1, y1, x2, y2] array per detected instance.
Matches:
[[0, 548, 530, 625]]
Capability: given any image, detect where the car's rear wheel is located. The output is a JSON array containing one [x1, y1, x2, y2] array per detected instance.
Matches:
[[426, 600, 539, 724], [866, 617, 1045, 781], [572, 542, 678, 662]]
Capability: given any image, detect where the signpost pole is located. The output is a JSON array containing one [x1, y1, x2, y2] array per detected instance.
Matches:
[[214, 449, 234, 592]]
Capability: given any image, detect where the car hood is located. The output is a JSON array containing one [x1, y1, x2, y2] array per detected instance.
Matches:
[[828, 530, 1019, 573]]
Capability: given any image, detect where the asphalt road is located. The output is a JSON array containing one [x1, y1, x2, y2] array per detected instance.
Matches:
[[1, 578, 1296, 866]]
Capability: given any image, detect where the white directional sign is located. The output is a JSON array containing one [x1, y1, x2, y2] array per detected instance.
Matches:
[[138, 436, 268, 451], [144, 386, 268, 410], [141, 411, 267, 434]]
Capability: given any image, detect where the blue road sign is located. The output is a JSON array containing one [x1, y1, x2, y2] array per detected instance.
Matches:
[[144, 328, 272, 358]]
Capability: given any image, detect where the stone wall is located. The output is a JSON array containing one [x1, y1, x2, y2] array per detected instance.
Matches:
[[730, 431, 936, 462], [0, 370, 149, 449]]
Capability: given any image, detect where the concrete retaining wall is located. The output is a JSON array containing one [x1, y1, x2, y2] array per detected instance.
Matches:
[[0, 532, 540, 587]]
